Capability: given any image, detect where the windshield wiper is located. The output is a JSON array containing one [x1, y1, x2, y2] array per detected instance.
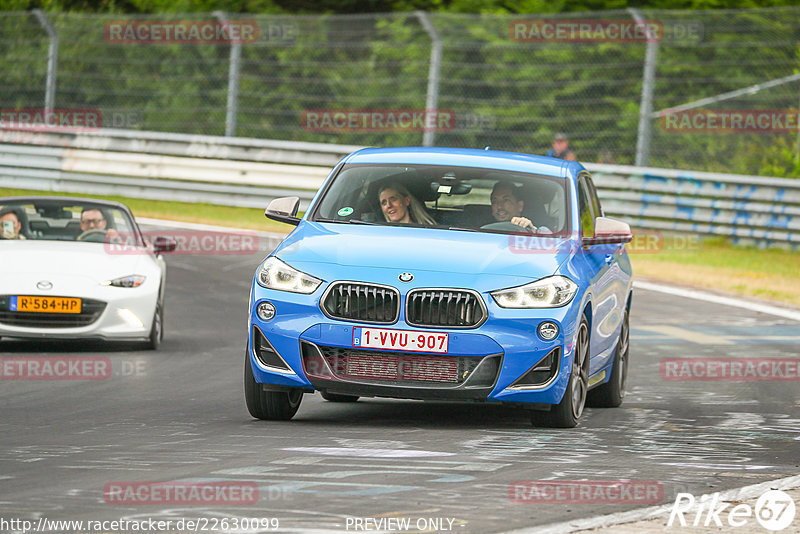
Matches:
[[447, 226, 480, 232]]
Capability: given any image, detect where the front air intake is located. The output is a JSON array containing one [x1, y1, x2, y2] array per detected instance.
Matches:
[[252, 326, 291, 372], [508, 348, 561, 389], [320, 282, 400, 323], [406, 289, 487, 328]]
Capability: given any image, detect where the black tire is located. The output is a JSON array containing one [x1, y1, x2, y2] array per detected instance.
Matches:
[[244, 349, 302, 420], [533, 317, 589, 428], [588, 309, 629, 408], [320, 391, 359, 403], [144, 302, 163, 350]]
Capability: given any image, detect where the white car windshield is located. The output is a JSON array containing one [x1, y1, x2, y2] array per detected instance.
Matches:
[[311, 164, 569, 234], [0, 199, 138, 243]]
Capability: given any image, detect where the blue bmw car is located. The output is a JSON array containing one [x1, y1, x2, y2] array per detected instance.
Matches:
[[245, 147, 633, 427]]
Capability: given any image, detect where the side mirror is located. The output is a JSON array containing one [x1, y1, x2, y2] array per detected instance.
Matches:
[[152, 236, 177, 253], [582, 217, 633, 246], [265, 197, 301, 226]]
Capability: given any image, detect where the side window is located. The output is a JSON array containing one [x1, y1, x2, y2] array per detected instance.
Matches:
[[577, 177, 595, 237], [584, 174, 603, 218]]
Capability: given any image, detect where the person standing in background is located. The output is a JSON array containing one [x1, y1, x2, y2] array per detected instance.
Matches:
[[546, 132, 577, 161]]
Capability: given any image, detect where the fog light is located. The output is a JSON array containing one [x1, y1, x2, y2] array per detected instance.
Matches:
[[538, 321, 559, 341], [257, 301, 276, 321]]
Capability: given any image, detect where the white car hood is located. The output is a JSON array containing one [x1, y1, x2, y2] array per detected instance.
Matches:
[[0, 240, 156, 285]]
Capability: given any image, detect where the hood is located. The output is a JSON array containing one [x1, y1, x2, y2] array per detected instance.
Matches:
[[0, 240, 156, 282], [273, 221, 572, 279]]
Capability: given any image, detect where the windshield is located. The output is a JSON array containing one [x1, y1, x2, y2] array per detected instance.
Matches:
[[311, 164, 569, 235], [0, 199, 139, 244]]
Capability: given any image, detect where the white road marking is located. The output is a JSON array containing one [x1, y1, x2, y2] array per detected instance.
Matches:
[[658, 462, 774, 470], [636, 325, 734, 345], [282, 447, 456, 458], [727, 335, 800, 340], [634, 280, 800, 323]]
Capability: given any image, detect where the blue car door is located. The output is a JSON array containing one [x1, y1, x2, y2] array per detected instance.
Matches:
[[577, 173, 621, 375]]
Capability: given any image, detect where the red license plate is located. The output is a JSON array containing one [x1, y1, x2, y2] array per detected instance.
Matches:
[[352, 327, 448, 353]]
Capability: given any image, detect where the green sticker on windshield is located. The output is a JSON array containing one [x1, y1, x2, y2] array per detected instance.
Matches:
[[337, 207, 354, 217]]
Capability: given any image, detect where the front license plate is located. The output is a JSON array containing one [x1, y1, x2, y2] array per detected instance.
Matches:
[[10, 296, 82, 314], [352, 327, 449, 354]]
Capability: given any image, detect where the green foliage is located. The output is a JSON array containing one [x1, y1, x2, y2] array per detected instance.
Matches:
[[7, 0, 800, 14], [2, 7, 799, 177]]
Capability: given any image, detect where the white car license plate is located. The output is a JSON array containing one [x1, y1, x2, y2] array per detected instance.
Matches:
[[352, 327, 449, 354]]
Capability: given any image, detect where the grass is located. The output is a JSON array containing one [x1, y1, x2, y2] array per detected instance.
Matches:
[[3, 187, 798, 307], [629, 234, 800, 307]]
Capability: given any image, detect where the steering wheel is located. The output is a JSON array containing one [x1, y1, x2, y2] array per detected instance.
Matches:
[[77, 229, 107, 242], [480, 221, 536, 234]]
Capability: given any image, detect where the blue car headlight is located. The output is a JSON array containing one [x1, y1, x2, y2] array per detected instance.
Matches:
[[491, 275, 577, 308], [257, 257, 322, 294]]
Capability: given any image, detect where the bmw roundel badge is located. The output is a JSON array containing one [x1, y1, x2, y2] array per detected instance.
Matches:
[[398, 272, 414, 283]]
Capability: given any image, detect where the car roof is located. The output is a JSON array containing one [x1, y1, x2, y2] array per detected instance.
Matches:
[[342, 147, 584, 178]]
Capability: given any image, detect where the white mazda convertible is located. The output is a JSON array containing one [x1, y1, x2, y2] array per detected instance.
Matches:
[[0, 196, 175, 349]]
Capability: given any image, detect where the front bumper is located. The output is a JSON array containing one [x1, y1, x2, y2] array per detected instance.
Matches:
[[248, 277, 584, 406], [0, 281, 158, 342]]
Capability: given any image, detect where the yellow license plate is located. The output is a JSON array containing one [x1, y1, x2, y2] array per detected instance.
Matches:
[[12, 296, 82, 314]]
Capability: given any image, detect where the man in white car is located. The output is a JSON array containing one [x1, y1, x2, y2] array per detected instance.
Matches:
[[79, 208, 119, 241]]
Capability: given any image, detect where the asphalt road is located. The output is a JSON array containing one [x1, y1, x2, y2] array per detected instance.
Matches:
[[1, 231, 799, 534]]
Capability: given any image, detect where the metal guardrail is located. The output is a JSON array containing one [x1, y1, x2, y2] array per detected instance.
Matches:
[[0, 128, 797, 247], [589, 163, 800, 246], [0, 128, 355, 209]]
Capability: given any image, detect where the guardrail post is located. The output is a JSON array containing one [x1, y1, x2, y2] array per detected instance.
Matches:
[[32, 9, 58, 114], [416, 11, 442, 147], [628, 8, 658, 167], [214, 11, 241, 137]]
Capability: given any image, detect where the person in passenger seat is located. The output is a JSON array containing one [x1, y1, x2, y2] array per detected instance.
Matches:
[[0, 209, 26, 239], [378, 183, 435, 225]]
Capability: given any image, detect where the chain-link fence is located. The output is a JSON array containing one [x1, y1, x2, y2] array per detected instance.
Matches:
[[1, 8, 799, 176]]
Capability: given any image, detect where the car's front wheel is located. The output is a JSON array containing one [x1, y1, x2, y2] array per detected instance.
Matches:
[[144, 302, 163, 350], [588, 308, 629, 408], [532, 316, 589, 428], [244, 349, 303, 420]]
